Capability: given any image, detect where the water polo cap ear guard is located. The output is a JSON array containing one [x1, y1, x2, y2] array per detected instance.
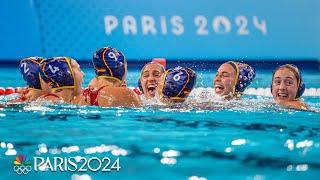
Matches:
[[226, 61, 240, 94], [40, 57, 77, 95], [19, 57, 46, 90], [92, 47, 127, 85], [227, 61, 255, 96]]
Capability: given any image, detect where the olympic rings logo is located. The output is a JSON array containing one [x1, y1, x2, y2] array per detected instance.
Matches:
[[13, 165, 32, 175]]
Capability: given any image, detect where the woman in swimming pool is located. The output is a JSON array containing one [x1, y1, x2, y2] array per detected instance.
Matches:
[[138, 61, 166, 100], [8, 57, 48, 103], [213, 61, 255, 100], [77, 47, 140, 107], [159, 66, 197, 103], [271, 64, 308, 110], [39, 57, 84, 103]]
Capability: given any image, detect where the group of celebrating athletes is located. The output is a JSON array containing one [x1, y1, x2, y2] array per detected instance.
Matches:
[[6, 46, 309, 110]]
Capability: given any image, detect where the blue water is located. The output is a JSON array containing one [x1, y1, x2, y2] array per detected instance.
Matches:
[[0, 66, 319, 180]]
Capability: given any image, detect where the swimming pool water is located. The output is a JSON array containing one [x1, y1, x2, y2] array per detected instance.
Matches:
[[0, 67, 319, 180]]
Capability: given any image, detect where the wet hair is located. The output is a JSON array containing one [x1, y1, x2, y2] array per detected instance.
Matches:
[[271, 64, 305, 98], [138, 62, 165, 93]]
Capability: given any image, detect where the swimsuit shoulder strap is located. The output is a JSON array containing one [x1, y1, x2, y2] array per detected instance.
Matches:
[[83, 86, 107, 106]]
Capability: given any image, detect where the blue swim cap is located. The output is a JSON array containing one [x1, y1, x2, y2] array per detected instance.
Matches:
[[271, 64, 305, 98], [19, 57, 45, 89], [92, 47, 127, 83], [40, 57, 76, 91], [227, 61, 255, 94], [161, 66, 196, 100]]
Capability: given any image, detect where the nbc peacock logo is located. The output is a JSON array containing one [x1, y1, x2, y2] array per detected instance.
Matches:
[[13, 155, 32, 175]]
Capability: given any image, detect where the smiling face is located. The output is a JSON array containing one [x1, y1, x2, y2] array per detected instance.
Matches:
[[272, 67, 299, 103], [140, 63, 164, 99], [213, 63, 237, 96]]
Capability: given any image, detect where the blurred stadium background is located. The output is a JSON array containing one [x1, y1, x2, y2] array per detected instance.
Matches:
[[0, 0, 319, 69]]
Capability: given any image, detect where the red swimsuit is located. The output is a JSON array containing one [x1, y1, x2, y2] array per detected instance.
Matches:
[[82, 86, 106, 106]]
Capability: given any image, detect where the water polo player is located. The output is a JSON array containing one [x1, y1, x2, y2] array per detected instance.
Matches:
[[271, 64, 309, 110], [78, 47, 140, 107], [39, 57, 84, 103], [138, 61, 166, 99], [9, 57, 47, 103], [213, 61, 255, 100], [160, 66, 197, 103]]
